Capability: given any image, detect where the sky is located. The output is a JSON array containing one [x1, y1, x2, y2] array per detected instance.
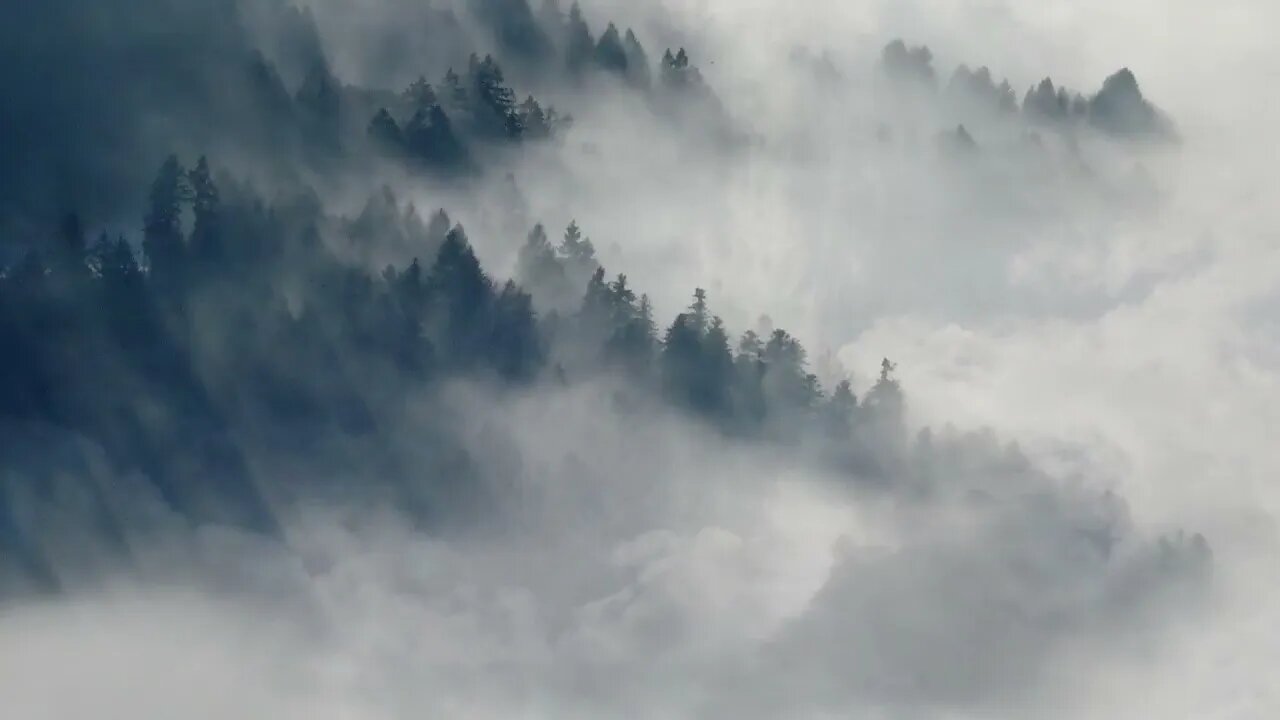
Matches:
[[2, 0, 1279, 717]]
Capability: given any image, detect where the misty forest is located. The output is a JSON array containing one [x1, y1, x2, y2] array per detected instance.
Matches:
[[2, 1, 1271, 719]]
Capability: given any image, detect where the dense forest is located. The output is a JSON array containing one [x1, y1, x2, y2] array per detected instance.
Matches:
[[0, 151, 927, 586], [0, 0, 1206, 626]]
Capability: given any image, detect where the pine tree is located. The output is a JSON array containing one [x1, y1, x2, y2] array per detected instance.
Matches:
[[469, 55, 522, 139], [368, 108, 403, 152], [441, 68, 469, 114], [296, 59, 342, 151], [661, 313, 702, 408], [688, 288, 710, 335], [565, 2, 595, 78], [516, 222, 568, 301], [864, 358, 904, 424], [188, 156, 221, 267], [491, 279, 542, 380], [558, 220, 598, 285], [519, 96, 552, 139], [428, 224, 494, 365], [143, 155, 190, 287], [700, 316, 734, 414], [402, 76, 438, 113], [825, 379, 857, 439], [594, 23, 628, 74], [623, 29, 652, 88], [403, 105, 467, 168]]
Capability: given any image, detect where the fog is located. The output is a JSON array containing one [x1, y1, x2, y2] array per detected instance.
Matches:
[[2, 0, 1278, 718]]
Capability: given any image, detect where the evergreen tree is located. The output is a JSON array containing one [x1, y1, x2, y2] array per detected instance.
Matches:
[[880, 39, 936, 86], [762, 328, 819, 412], [188, 156, 221, 267], [660, 47, 710, 96], [699, 316, 734, 415], [296, 59, 342, 151], [864, 358, 904, 425], [491, 279, 542, 380], [661, 312, 702, 408], [428, 224, 494, 365], [623, 28, 652, 88], [558, 220, 598, 284], [519, 96, 552, 139], [474, 0, 552, 63], [402, 76, 438, 113], [92, 233, 150, 346], [469, 54, 523, 139], [565, 2, 595, 78], [594, 23, 628, 74], [824, 379, 857, 439], [403, 105, 467, 168], [441, 68, 469, 114], [368, 108, 404, 152], [516, 222, 569, 306], [1024, 78, 1067, 122], [607, 293, 657, 375], [688, 287, 710, 335], [142, 155, 190, 288]]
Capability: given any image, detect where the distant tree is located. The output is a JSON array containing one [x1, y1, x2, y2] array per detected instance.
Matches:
[[474, 0, 552, 63], [468, 54, 523, 139], [699, 316, 734, 414], [403, 105, 467, 168], [402, 76, 438, 113], [368, 108, 404, 152], [824, 379, 857, 439], [1089, 68, 1168, 138], [441, 68, 469, 114], [142, 155, 190, 288], [516, 222, 570, 306], [92, 233, 151, 346], [606, 292, 657, 375], [594, 23, 628, 74], [623, 29, 651, 88], [864, 358, 904, 422], [762, 328, 819, 412], [519, 96, 551, 139], [558, 220, 598, 285], [1024, 78, 1068, 122], [661, 312, 702, 407], [660, 47, 712, 98], [490, 280, 542, 380], [577, 266, 614, 341], [246, 51, 296, 129], [880, 39, 935, 86], [188, 156, 221, 267], [688, 287, 710, 335], [428, 224, 494, 365], [296, 60, 342, 151], [565, 2, 595, 78]]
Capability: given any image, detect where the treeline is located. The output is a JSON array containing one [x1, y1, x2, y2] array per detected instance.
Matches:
[[250, 0, 725, 171], [0, 0, 725, 229], [0, 155, 901, 533], [362, 2, 724, 172], [880, 39, 1176, 140]]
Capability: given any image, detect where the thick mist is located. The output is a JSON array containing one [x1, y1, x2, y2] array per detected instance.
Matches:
[[2, 0, 1278, 718]]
